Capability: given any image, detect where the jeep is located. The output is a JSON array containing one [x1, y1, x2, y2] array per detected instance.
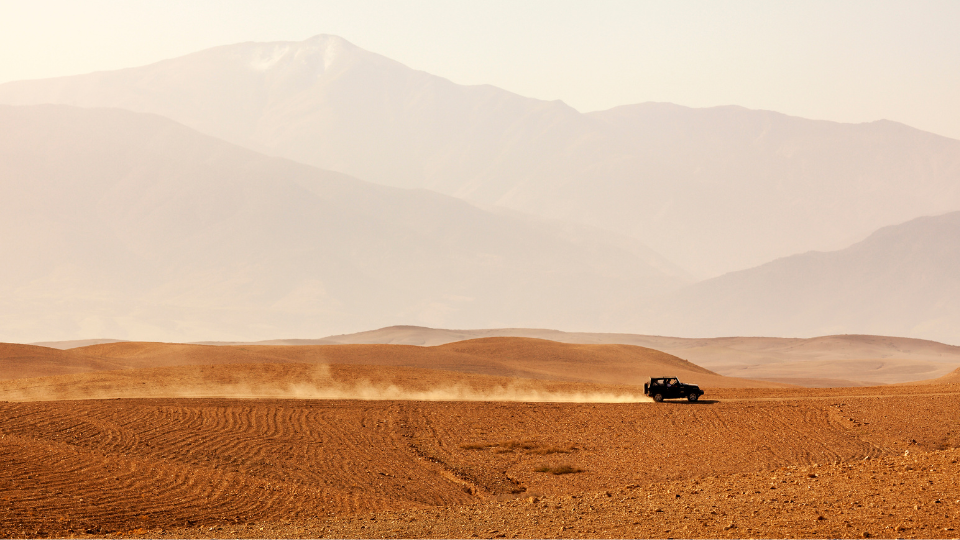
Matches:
[[643, 377, 704, 402]]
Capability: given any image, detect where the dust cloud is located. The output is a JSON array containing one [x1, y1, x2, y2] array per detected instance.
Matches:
[[252, 381, 654, 403], [0, 364, 654, 403]]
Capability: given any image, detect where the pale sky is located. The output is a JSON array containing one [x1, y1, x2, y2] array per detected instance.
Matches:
[[2, 0, 959, 139]]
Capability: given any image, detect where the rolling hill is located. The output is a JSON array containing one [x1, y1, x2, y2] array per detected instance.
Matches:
[[0, 343, 127, 380], [0, 337, 776, 391], [37, 324, 960, 386], [916, 365, 960, 385], [250, 325, 960, 386]]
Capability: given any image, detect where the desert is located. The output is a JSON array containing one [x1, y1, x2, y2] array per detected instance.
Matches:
[[2, 337, 959, 538], [3, 6, 960, 539]]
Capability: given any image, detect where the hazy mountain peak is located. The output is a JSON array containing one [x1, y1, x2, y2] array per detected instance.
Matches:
[[1, 38, 959, 278], [243, 35, 364, 74]]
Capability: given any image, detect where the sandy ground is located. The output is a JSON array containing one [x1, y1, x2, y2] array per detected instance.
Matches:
[[1, 339, 959, 538], [241, 447, 960, 540], [1, 384, 959, 538]]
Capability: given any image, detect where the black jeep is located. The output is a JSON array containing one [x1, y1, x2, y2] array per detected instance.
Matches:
[[643, 377, 704, 402]]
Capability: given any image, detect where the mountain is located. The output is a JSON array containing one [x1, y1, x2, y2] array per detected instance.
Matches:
[[0, 104, 685, 343], [2, 35, 960, 277], [636, 212, 960, 345]]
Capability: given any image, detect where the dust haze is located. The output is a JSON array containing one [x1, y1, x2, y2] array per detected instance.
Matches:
[[1, 35, 960, 345], [0, 363, 652, 404], [3, 13, 960, 540]]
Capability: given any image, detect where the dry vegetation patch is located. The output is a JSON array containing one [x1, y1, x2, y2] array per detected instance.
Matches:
[[533, 465, 585, 475], [460, 440, 577, 454]]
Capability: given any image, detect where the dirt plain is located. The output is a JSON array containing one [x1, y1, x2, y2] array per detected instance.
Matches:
[[1, 338, 959, 538]]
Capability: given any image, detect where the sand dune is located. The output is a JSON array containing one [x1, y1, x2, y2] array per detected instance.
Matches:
[[29, 326, 960, 386], [0, 343, 128, 380], [29, 339, 126, 350], [643, 333, 960, 386], [1, 337, 782, 391], [318, 325, 960, 357], [914, 365, 960, 385], [268, 326, 960, 386]]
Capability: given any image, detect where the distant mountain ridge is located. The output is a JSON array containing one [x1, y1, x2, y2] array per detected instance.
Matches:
[[637, 211, 960, 344], [2, 35, 959, 277], [0, 104, 685, 343]]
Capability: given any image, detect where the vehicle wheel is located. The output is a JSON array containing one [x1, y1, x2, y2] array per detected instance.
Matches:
[[653, 394, 663, 403], [687, 393, 699, 402]]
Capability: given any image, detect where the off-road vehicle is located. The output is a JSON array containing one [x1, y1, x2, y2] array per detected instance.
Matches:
[[643, 377, 704, 402]]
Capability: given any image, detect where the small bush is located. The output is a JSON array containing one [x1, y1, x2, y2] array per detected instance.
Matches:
[[528, 445, 576, 455], [460, 443, 488, 450], [497, 440, 537, 450], [460, 440, 546, 452], [534, 465, 584, 475]]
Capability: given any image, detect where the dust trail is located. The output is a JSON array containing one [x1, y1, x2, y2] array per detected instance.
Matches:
[[0, 364, 654, 403], [223, 381, 654, 403], [0, 382, 654, 403]]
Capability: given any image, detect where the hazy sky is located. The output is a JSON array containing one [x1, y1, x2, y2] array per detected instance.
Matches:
[[2, 0, 959, 139]]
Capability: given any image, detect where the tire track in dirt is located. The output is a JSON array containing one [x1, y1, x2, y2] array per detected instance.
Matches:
[[0, 399, 478, 536], [396, 405, 494, 498], [411, 400, 890, 497], [716, 389, 960, 402], [826, 394, 960, 454], [2, 393, 958, 536]]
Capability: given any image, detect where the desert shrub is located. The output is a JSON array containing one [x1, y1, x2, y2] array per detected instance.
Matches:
[[549, 465, 583, 475], [497, 440, 537, 450], [459, 443, 488, 450], [528, 445, 576, 455], [460, 440, 544, 452], [534, 464, 584, 475]]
